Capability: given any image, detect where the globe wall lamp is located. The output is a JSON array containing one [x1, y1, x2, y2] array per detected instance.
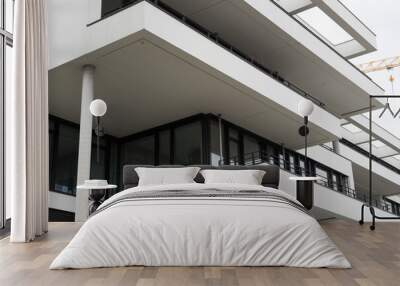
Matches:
[[90, 99, 107, 162], [298, 99, 314, 176]]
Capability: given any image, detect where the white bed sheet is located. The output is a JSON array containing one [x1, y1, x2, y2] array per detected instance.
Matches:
[[50, 183, 350, 269]]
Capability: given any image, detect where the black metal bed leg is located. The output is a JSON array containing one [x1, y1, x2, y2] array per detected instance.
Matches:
[[359, 204, 366, 225], [369, 206, 376, 231]]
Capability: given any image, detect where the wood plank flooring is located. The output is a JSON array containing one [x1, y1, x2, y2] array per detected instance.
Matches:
[[0, 220, 399, 286]]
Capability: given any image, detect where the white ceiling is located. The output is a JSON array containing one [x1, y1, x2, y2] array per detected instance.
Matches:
[[49, 38, 332, 148]]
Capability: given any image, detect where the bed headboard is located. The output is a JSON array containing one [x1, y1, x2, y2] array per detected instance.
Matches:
[[122, 164, 280, 189]]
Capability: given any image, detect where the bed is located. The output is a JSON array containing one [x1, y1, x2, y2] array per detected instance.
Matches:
[[50, 165, 350, 269]]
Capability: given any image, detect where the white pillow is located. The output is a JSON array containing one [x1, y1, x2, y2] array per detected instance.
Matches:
[[135, 167, 200, 186], [200, 169, 266, 185]]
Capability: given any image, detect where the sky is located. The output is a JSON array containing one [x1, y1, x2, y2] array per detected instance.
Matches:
[[339, 0, 400, 137]]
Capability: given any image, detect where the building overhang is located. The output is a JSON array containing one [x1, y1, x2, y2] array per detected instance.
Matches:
[[351, 162, 400, 198], [159, 0, 384, 117], [49, 1, 341, 149], [50, 0, 384, 119], [338, 143, 400, 197], [341, 115, 400, 169], [277, 0, 377, 59]]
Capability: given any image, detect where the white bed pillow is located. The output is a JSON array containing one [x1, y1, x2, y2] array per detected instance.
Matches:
[[200, 169, 266, 185], [135, 167, 200, 186]]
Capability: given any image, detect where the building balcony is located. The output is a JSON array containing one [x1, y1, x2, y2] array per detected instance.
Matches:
[[48, 0, 342, 150], [274, 0, 377, 59], [50, 0, 384, 119]]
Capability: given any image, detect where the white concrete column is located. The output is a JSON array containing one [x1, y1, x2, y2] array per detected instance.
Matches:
[[75, 65, 95, 222]]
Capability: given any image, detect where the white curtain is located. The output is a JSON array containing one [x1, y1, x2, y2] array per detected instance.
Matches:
[[7, 0, 49, 242]]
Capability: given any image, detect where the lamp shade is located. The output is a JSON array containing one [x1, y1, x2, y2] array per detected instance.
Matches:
[[90, 99, 107, 117], [298, 99, 314, 117]]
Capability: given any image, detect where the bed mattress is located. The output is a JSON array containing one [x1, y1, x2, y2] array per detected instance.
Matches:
[[50, 183, 350, 269]]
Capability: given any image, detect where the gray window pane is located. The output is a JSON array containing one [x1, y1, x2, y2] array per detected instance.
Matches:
[[0, 1, 2, 29], [54, 125, 79, 195], [5, 0, 14, 33], [229, 140, 239, 165], [316, 167, 328, 186], [5, 44, 12, 104], [229, 129, 239, 140], [101, 0, 134, 16], [244, 135, 259, 164], [5, 43, 12, 219], [159, 130, 170, 165], [243, 135, 259, 155], [91, 145, 107, 180], [49, 120, 55, 181], [210, 120, 223, 166], [121, 136, 155, 165], [174, 122, 202, 165]]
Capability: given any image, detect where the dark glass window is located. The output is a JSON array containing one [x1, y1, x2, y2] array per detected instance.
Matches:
[[299, 160, 305, 176], [121, 135, 155, 165], [174, 122, 202, 165], [332, 173, 338, 191], [49, 120, 55, 180], [90, 138, 108, 180], [243, 135, 259, 154], [53, 124, 79, 195], [289, 155, 295, 173], [101, 0, 135, 16], [243, 135, 259, 164], [158, 130, 170, 165], [315, 167, 328, 186], [209, 119, 223, 166], [228, 128, 240, 165], [229, 140, 240, 165]]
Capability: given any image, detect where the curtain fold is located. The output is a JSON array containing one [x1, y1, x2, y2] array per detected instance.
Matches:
[[8, 0, 49, 242]]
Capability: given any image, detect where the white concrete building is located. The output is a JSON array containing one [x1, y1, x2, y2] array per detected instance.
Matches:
[[45, 0, 400, 222]]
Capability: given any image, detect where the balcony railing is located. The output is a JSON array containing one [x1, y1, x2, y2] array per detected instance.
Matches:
[[227, 150, 399, 216]]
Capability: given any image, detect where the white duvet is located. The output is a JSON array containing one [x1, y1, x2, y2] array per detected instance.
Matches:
[[50, 183, 351, 269]]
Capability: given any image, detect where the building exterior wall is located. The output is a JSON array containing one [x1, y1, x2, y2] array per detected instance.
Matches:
[[278, 167, 396, 222], [48, 113, 361, 218], [46, 0, 400, 221], [302, 145, 355, 189]]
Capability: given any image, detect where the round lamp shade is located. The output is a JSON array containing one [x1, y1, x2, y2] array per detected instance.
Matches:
[[298, 99, 314, 117], [90, 99, 107, 117]]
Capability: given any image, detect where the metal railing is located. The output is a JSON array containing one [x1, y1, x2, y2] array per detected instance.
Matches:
[[228, 150, 399, 215], [339, 139, 400, 174], [331, 140, 400, 215]]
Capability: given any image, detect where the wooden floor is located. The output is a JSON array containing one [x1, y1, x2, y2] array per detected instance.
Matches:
[[0, 220, 399, 286]]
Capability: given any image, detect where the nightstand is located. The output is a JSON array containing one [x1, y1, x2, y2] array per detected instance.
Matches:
[[289, 177, 318, 210], [77, 180, 117, 214]]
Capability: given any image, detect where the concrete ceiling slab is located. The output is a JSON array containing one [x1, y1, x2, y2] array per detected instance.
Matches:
[[352, 163, 400, 197], [49, 38, 334, 149]]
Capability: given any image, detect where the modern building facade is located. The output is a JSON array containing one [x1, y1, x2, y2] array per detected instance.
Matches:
[[41, 0, 400, 222]]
